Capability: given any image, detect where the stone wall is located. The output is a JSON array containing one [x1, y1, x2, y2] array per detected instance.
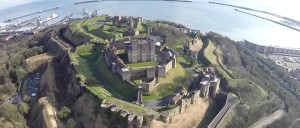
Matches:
[[130, 68, 147, 78], [121, 69, 131, 80], [147, 67, 156, 78], [141, 77, 159, 92]]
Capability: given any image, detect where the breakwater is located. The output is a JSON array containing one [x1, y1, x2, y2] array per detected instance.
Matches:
[[4, 7, 59, 22], [74, 0, 100, 5], [235, 9, 300, 32]]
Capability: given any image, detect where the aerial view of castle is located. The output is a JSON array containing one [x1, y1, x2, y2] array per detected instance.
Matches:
[[3, 8, 293, 127]]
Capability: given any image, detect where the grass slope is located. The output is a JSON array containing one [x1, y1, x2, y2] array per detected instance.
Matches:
[[218, 79, 275, 127], [143, 63, 186, 100]]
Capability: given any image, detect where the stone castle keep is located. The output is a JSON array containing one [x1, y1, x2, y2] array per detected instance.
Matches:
[[102, 35, 176, 92], [125, 36, 156, 63]]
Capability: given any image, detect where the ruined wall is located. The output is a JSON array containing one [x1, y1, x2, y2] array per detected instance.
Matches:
[[147, 67, 155, 78], [165, 59, 173, 73], [157, 65, 166, 77], [211, 79, 220, 99], [130, 68, 147, 78], [160, 90, 202, 119], [62, 27, 90, 46], [142, 78, 159, 92]]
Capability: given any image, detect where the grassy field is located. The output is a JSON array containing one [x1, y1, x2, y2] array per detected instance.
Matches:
[[127, 61, 158, 69], [143, 63, 186, 100]]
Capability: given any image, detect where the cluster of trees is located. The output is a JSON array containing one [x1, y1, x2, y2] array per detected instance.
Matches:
[[0, 35, 43, 100], [145, 21, 189, 50], [0, 34, 44, 127], [206, 32, 300, 127], [0, 102, 29, 128], [57, 106, 77, 128]]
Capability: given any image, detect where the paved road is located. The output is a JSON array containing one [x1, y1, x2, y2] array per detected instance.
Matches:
[[0, 93, 22, 105], [249, 108, 287, 128]]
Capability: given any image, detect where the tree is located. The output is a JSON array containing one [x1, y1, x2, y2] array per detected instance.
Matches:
[[23, 95, 31, 103], [15, 67, 26, 85], [67, 118, 77, 128], [187, 56, 196, 66], [18, 102, 29, 115], [0, 104, 27, 128], [58, 106, 71, 120]]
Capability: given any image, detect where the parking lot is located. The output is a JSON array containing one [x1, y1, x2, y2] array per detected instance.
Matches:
[[26, 72, 41, 97]]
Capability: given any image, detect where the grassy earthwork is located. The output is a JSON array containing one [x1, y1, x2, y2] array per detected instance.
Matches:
[[68, 44, 156, 114]]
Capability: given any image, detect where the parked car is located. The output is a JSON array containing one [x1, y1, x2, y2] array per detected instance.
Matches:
[[31, 93, 37, 97]]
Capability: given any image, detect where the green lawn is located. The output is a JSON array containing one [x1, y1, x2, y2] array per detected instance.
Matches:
[[127, 61, 158, 69], [143, 63, 186, 100], [87, 86, 155, 114], [95, 56, 136, 99], [76, 44, 98, 61], [178, 55, 191, 65], [132, 77, 142, 85]]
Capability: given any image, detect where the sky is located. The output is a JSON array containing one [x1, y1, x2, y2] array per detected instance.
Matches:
[[0, 0, 40, 10]]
